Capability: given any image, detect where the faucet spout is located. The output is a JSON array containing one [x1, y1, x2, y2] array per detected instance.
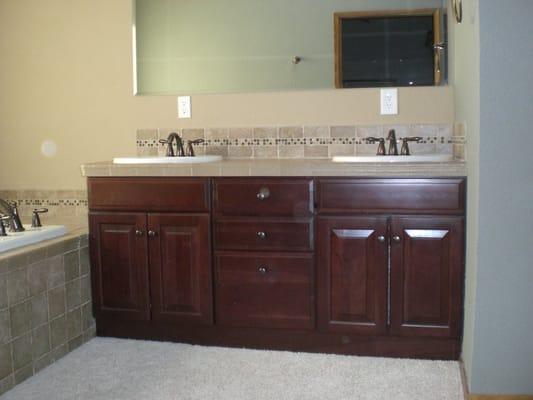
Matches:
[[0, 199, 25, 232], [165, 132, 186, 157], [387, 129, 399, 156]]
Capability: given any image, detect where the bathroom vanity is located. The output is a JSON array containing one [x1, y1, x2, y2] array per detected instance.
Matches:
[[84, 161, 465, 360]]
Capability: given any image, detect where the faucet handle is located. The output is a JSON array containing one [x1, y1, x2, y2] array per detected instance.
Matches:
[[31, 208, 48, 228], [159, 139, 175, 157], [400, 137, 423, 156], [0, 215, 11, 237], [186, 139, 205, 157], [365, 137, 386, 156]]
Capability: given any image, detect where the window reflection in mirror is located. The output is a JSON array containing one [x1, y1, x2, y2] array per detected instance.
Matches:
[[134, 0, 447, 95]]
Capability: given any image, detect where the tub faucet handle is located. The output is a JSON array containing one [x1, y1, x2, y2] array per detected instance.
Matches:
[[31, 208, 48, 228], [0, 215, 11, 237], [400, 137, 423, 156], [365, 137, 386, 155]]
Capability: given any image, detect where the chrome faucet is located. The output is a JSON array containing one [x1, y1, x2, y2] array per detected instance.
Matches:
[[159, 132, 186, 157], [0, 199, 25, 232]]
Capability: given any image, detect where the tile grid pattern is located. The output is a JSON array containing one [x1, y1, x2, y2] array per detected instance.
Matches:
[[137, 125, 466, 160], [0, 235, 95, 395]]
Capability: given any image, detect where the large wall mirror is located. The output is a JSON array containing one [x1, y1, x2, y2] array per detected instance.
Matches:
[[134, 0, 447, 95]]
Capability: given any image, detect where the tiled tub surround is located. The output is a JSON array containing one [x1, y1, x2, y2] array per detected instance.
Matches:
[[0, 228, 94, 396], [136, 124, 467, 161]]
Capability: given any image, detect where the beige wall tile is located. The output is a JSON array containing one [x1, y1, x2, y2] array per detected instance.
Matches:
[[204, 146, 228, 157], [279, 127, 303, 138], [229, 128, 253, 139], [304, 145, 329, 158], [181, 128, 205, 140], [228, 146, 253, 158], [136, 129, 158, 140], [278, 145, 304, 158], [410, 124, 437, 138], [253, 127, 277, 139], [436, 143, 453, 154], [357, 125, 384, 138], [253, 146, 278, 158], [329, 144, 355, 157], [304, 126, 329, 138], [331, 126, 355, 138], [409, 143, 437, 154], [205, 128, 229, 140]]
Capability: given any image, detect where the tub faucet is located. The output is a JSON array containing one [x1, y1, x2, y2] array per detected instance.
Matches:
[[0, 199, 25, 232], [159, 132, 186, 157]]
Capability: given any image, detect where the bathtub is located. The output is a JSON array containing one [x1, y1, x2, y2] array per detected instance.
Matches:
[[0, 225, 67, 252]]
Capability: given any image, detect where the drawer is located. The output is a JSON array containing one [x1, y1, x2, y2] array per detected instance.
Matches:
[[213, 178, 314, 216], [215, 252, 314, 329], [318, 178, 465, 214], [214, 218, 313, 252], [88, 178, 209, 212]]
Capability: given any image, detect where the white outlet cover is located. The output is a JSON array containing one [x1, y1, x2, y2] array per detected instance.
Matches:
[[178, 96, 191, 119], [380, 88, 398, 115]]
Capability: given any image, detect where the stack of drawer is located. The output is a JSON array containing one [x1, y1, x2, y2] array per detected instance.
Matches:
[[213, 178, 315, 330]]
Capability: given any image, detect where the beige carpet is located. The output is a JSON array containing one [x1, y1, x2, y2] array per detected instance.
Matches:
[[1, 338, 464, 400]]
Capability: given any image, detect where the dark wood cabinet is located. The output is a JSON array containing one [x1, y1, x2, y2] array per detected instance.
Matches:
[[148, 214, 212, 325], [89, 212, 150, 321], [389, 216, 464, 338], [215, 252, 314, 329], [88, 177, 465, 360], [317, 216, 388, 335]]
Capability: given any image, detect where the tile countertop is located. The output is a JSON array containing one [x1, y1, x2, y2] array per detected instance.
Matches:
[[80, 159, 467, 178]]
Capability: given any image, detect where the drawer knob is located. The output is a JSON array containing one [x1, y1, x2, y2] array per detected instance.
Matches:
[[377, 235, 385, 243], [148, 230, 157, 238], [258, 266, 268, 274], [257, 231, 267, 240], [135, 229, 144, 237], [256, 187, 270, 201], [392, 235, 401, 243]]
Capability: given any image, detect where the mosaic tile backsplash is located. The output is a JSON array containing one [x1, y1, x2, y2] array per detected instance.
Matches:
[[137, 124, 466, 160], [0, 191, 88, 218]]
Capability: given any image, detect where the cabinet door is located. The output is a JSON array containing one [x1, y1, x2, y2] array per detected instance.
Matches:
[[317, 217, 388, 335], [89, 212, 150, 321], [148, 214, 213, 325], [390, 216, 464, 338]]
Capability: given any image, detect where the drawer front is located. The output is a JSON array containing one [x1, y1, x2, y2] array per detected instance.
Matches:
[[318, 178, 465, 214], [88, 178, 209, 212], [214, 218, 313, 252], [213, 178, 314, 216], [215, 252, 314, 329]]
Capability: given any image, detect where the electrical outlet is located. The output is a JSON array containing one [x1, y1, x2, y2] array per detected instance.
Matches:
[[178, 96, 191, 119], [380, 88, 398, 115]]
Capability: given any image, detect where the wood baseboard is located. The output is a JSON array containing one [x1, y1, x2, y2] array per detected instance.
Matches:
[[469, 396, 533, 399]]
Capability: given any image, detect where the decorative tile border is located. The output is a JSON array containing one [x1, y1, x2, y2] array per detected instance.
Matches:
[[137, 124, 466, 160], [0, 191, 88, 218]]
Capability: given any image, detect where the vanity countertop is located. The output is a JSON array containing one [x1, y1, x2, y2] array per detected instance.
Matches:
[[81, 159, 466, 178]]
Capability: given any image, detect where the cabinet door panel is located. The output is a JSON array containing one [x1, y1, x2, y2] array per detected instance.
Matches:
[[317, 217, 388, 335], [390, 216, 464, 338], [89, 212, 150, 321], [148, 214, 212, 325]]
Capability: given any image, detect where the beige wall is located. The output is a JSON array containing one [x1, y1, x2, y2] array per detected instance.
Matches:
[[0, 0, 454, 191], [448, 0, 480, 389]]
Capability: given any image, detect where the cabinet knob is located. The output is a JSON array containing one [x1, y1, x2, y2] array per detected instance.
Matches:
[[258, 266, 268, 274], [392, 235, 401, 243], [148, 230, 157, 238], [377, 235, 386, 243], [256, 187, 270, 201], [135, 229, 143, 237], [257, 231, 267, 240]]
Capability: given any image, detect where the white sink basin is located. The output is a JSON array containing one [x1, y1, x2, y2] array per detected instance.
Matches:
[[332, 155, 453, 163], [113, 155, 223, 164], [0, 225, 67, 253]]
